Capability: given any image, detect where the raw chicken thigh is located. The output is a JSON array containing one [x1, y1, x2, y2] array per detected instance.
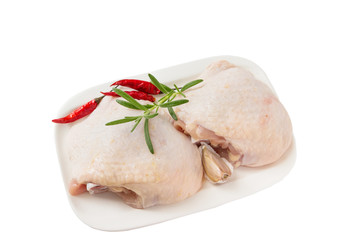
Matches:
[[65, 97, 203, 209], [172, 60, 292, 167], [63, 59, 292, 209]]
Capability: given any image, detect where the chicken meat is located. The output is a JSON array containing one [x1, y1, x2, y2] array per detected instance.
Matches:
[[65, 96, 203, 209], [64, 59, 292, 208], [172, 60, 293, 167]]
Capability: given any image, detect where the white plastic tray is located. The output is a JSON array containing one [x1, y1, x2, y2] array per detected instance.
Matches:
[[54, 55, 296, 231]]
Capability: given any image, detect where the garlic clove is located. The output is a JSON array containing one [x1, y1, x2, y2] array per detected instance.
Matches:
[[200, 143, 233, 184]]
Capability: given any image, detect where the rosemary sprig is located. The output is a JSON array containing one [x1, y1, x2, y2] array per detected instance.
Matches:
[[143, 118, 153, 153], [106, 74, 203, 154]]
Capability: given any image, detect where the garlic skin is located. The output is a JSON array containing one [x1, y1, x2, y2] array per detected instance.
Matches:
[[200, 143, 233, 184]]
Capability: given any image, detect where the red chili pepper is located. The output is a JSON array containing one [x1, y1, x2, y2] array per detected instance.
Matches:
[[111, 79, 161, 95], [100, 91, 119, 97], [52, 96, 104, 124], [101, 90, 155, 102]]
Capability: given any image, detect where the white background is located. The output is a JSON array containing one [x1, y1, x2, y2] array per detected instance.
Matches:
[[1, 0, 358, 239]]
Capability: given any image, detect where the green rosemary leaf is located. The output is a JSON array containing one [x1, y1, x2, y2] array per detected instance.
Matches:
[[159, 99, 189, 108], [174, 84, 186, 97], [106, 117, 138, 126], [144, 104, 154, 109], [181, 79, 203, 92], [157, 90, 174, 103], [157, 94, 169, 103], [113, 88, 147, 111], [144, 118, 154, 154], [116, 99, 140, 110], [131, 117, 142, 132], [124, 116, 140, 120], [161, 84, 172, 93], [148, 73, 168, 93], [167, 107, 178, 120], [144, 113, 159, 119], [169, 93, 177, 101]]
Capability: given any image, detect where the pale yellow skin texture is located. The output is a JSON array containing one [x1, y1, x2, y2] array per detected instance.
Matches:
[[66, 97, 203, 208], [66, 60, 292, 208], [174, 60, 293, 167]]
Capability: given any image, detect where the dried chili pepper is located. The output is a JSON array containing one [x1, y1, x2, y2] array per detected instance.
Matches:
[[110, 79, 161, 95], [52, 96, 104, 124], [100, 91, 119, 97], [101, 90, 155, 102]]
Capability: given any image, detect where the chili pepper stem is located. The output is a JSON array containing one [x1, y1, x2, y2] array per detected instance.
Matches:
[[95, 95, 105, 103]]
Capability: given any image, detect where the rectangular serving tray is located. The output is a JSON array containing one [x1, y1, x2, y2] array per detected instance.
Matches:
[[54, 55, 296, 231]]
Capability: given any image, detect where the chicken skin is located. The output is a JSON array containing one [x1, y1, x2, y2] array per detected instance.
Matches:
[[65, 96, 203, 208], [172, 60, 292, 167], [64, 59, 292, 209]]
